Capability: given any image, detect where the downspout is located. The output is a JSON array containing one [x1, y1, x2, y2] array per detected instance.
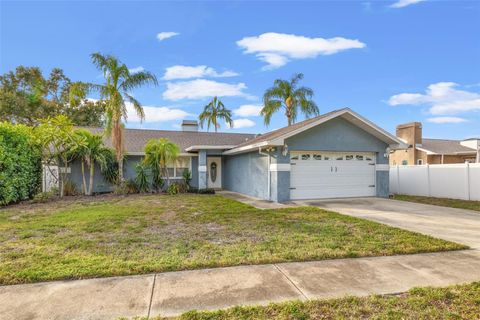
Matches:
[[259, 147, 271, 201]]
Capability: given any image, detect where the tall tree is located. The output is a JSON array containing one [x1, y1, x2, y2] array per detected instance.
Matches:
[[74, 129, 110, 195], [90, 53, 158, 181], [198, 96, 233, 132], [143, 138, 180, 188], [0, 66, 105, 126], [262, 73, 319, 126]]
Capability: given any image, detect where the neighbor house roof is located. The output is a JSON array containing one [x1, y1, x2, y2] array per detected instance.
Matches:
[[223, 108, 407, 155], [417, 139, 477, 155], [82, 127, 255, 154]]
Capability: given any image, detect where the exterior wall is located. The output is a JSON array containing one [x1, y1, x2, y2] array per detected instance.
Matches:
[[222, 151, 269, 200], [68, 154, 198, 193], [427, 154, 475, 164], [198, 150, 207, 189], [284, 117, 390, 199]]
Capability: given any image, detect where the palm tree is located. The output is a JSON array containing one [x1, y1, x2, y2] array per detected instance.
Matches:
[[262, 73, 319, 126], [143, 138, 180, 189], [74, 129, 109, 195], [90, 53, 158, 181], [198, 96, 233, 132]]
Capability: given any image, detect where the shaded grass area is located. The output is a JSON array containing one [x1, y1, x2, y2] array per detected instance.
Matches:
[[149, 282, 480, 320], [0, 194, 466, 285], [393, 194, 480, 212]]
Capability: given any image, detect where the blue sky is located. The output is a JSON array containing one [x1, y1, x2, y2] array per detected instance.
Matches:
[[1, 0, 479, 139]]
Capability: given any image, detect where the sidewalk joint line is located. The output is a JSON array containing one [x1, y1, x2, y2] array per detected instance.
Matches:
[[147, 273, 157, 319], [273, 264, 309, 300]]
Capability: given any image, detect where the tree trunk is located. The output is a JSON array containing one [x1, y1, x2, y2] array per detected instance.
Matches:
[[88, 159, 94, 196], [81, 161, 87, 195], [118, 158, 124, 183]]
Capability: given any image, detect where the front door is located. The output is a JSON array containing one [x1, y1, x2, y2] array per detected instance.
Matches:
[[207, 157, 222, 189]]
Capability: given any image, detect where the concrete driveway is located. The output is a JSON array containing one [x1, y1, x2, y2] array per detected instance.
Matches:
[[296, 197, 480, 249]]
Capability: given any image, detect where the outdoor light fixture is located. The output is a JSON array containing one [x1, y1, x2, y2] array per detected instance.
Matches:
[[282, 144, 289, 156]]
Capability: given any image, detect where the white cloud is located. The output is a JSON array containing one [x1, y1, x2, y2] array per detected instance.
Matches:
[[231, 118, 256, 129], [163, 65, 238, 80], [237, 32, 366, 70], [126, 103, 191, 123], [128, 66, 144, 73], [426, 117, 467, 124], [156, 32, 179, 41], [233, 104, 263, 117], [163, 79, 248, 100], [388, 82, 480, 115], [390, 0, 426, 8]]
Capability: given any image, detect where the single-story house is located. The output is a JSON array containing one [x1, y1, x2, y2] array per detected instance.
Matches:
[[67, 108, 406, 202], [389, 122, 480, 165]]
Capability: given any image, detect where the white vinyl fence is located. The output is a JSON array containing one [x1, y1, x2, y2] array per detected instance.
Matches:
[[390, 163, 480, 201]]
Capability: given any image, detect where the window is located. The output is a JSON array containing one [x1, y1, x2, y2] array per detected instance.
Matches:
[[356, 155, 364, 161], [417, 159, 423, 165], [335, 155, 343, 160], [163, 156, 191, 178], [313, 153, 322, 160], [324, 156, 330, 160], [301, 154, 311, 160], [366, 156, 372, 161], [402, 160, 408, 165], [345, 155, 354, 160], [291, 154, 299, 160]]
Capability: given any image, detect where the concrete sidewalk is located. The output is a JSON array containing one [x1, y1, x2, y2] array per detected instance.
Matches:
[[1, 250, 480, 319]]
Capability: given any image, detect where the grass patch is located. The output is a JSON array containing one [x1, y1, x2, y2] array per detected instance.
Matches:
[[0, 194, 466, 285], [143, 282, 480, 320], [393, 194, 480, 212]]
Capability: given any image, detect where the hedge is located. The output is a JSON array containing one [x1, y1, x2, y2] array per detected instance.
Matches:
[[0, 122, 42, 205]]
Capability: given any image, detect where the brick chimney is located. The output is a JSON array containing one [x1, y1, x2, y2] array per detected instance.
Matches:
[[396, 122, 422, 146]]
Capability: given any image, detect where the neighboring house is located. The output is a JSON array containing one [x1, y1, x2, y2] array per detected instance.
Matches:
[[67, 108, 406, 202], [389, 122, 480, 165]]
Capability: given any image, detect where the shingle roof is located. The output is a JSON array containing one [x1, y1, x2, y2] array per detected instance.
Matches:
[[420, 139, 476, 154], [82, 127, 255, 153]]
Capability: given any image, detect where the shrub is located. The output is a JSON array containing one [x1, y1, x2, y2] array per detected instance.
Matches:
[[135, 163, 150, 193], [182, 169, 192, 190], [167, 183, 180, 195], [114, 179, 139, 195], [32, 191, 56, 203], [187, 187, 215, 194], [63, 179, 78, 196], [100, 149, 119, 185], [0, 122, 42, 205]]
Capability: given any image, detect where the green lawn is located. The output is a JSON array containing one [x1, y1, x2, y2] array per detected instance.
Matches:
[[152, 282, 480, 320], [393, 194, 480, 212], [0, 194, 466, 285]]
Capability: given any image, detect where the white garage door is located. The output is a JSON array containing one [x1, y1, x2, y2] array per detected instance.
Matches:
[[290, 151, 376, 200]]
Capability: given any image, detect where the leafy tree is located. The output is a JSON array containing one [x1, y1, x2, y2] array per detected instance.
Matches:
[[198, 96, 233, 132], [262, 73, 319, 126], [73, 129, 110, 195], [0, 66, 105, 126], [90, 53, 158, 181], [143, 138, 180, 188], [35, 115, 82, 197]]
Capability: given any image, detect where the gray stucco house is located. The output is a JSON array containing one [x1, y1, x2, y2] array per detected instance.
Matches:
[[69, 108, 406, 202]]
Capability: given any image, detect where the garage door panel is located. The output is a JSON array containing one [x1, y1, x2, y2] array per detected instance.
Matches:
[[290, 151, 376, 200]]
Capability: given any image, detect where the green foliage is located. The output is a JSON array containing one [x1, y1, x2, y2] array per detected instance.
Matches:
[[113, 180, 139, 195], [32, 191, 56, 203], [182, 168, 192, 189], [167, 183, 180, 195], [135, 163, 150, 193], [0, 66, 104, 126], [198, 96, 233, 132], [262, 73, 319, 126], [63, 179, 78, 196], [90, 53, 158, 181], [35, 115, 79, 197], [143, 138, 180, 187], [0, 122, 42, 205], [100, 149, 119, 184], [73, 128, 110, 195]]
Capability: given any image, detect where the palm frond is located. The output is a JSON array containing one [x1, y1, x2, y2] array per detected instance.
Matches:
[[124, 93, 144, 122], [122, 71, 158, 91]]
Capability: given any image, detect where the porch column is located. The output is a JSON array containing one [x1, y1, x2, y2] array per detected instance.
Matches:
[[270, 149, 291, 203], [198, 150, 207, 189]]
